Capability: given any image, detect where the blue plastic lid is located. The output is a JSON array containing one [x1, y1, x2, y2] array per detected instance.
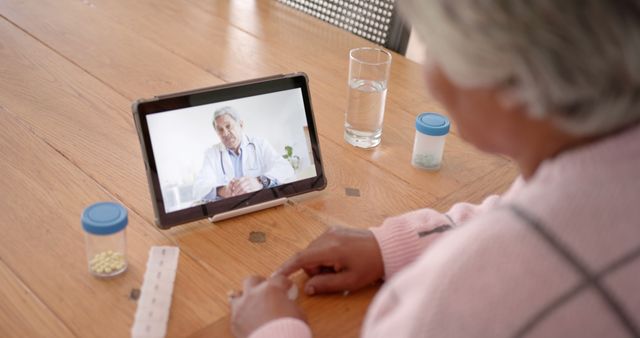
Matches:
[[415, 112, 450, 136], [81, 202, 128, 235]]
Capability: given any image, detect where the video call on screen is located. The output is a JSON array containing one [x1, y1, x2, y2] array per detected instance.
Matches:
[[146, 88, 317, 213]]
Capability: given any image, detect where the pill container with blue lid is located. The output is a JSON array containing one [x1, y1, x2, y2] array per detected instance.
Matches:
[[412, 112, 450, 170], [82, 202, 128, 277]]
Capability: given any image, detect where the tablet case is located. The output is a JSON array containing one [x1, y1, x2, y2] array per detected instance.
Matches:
[[133, 73, 326, 228]]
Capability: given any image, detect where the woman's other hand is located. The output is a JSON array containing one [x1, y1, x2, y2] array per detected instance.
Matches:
[[229, 275, 305, 338]]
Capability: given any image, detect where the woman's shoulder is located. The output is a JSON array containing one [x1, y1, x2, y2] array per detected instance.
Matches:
[[510, 158, 640, 270]]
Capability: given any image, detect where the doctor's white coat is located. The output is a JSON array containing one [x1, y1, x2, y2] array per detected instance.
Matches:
[[192, 135, 294, 200]]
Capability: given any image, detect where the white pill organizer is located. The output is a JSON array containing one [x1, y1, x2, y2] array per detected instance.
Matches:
[[131, 246, 180, 338]]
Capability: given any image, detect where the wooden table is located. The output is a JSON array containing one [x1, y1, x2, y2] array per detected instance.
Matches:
[[0, 1, 517, 337]]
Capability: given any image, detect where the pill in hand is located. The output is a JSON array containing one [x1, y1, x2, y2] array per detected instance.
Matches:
[[287, 284, 298, 300]]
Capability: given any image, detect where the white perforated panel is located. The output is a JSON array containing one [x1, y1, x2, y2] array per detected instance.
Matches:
[[278, 0, 396, 45]]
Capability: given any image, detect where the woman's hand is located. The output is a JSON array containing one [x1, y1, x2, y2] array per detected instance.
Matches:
[[274, 226, 384, 295], [229, 275, 305, 338]]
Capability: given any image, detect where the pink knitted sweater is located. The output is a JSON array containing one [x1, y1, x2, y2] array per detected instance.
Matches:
[[250, 124, 640, 338]]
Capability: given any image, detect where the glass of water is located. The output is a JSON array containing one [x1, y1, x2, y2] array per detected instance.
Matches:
[[344, 47, 392, 148]]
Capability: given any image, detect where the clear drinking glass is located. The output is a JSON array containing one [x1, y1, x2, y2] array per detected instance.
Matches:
[[344, 47, 392, 148]]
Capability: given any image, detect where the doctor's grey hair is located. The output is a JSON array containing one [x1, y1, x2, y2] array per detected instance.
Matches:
[[212, 106, 241, 128], [397, 0, 640, 136]]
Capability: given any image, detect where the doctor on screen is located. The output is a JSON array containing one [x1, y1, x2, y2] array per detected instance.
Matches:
[[192, 106, 294, 201]]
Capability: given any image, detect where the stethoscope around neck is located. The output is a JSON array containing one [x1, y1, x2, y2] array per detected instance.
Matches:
[[219, 140, 258, 176]]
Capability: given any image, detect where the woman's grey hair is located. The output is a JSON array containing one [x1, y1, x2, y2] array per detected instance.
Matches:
[[212, 106, 241, 127], [398, 0, 640, 135]]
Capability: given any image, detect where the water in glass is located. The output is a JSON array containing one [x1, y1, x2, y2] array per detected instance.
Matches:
[[344, 79, 387, 148]]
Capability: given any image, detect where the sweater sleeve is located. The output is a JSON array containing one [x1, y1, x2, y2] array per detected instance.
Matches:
[[369, 193, 502, 279], [248, 318, 311, 338]]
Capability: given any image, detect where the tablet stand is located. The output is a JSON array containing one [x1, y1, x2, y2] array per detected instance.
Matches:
[[208, 197, 288, 223]]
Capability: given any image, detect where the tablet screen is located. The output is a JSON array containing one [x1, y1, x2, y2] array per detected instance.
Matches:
[[147, 88, 316, 213], [134, 73, 326, 227]]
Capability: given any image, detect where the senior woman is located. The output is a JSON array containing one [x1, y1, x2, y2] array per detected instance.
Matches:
[[229, 1, 640, 337]]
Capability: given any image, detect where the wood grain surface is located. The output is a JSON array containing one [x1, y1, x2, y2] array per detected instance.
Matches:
[[0, 1, 518, 337]]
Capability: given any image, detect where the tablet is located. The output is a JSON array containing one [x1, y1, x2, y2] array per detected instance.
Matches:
[[133, 73, 327, 228]]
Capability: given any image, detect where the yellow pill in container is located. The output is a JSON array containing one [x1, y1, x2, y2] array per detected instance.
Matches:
[[82, 202, 128, 278]]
